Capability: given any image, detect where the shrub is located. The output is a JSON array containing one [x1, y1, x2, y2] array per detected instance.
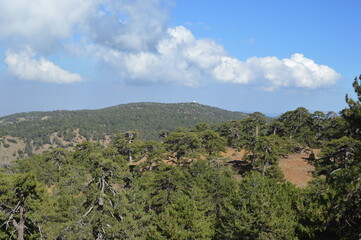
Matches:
[[7, 139, 18, 144]]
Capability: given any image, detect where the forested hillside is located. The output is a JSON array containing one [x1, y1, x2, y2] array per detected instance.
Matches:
[[0, 76, 360, 239], [0, 102, 248, 162]]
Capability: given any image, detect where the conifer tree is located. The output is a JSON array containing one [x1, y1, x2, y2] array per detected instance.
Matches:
[[113, 131, 144, 163], [198, 130, 226, 156], [164, 130, 200, 164], [0, 172, 47, 240]]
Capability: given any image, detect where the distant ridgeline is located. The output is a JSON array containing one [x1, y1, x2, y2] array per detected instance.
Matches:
[[0, 102, 248, 162]]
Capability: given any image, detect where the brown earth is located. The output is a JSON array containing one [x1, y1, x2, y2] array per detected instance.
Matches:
[[221, 148, 318, 188], [0, 136, 26, 165], [279, 149, 319, 188], [1, 135, 318, 188], [221, 148, 246, 161], [0, 129, 113, 164]]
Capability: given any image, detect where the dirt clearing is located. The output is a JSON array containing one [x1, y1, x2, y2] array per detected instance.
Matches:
[[279, 149, 319, 187]]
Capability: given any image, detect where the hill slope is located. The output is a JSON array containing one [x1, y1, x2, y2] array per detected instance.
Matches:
[[0, 102, 247, 163]]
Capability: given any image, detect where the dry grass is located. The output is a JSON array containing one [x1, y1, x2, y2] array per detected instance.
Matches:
[[221, 147, 318, 188], [279, 149, 319, 187]]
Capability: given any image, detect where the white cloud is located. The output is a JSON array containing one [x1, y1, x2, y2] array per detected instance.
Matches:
[[213, 56, 253, 84], [212, 54, 341, 90], [85, 26, 222, 87], [88, 0, 169, 52], [0, 0, 99, 51], [86, 25, 340, 90], [0, 0, 341, 89], [5, 49, 83, 84]]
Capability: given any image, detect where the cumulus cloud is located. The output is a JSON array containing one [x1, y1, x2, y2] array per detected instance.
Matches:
[[0, 0, 99, 52], [86, 26, 340, 89], [0, 0, 97, 83], [85, 26, 225, 86], [88, 0, 169, 52], [0, 0, 341, 89], [214, 53, 341, 90], [4, 49, 83, 84]]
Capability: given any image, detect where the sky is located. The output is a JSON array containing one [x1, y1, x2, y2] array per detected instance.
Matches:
[[0, 0, 360, 117]]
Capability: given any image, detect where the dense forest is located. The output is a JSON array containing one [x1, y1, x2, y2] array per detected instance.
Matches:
[[0, 76, 361, 239], [0, 102, 248, 161], [0, 102, 248, 142]]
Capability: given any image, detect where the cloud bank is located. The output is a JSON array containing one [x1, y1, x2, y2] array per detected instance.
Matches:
[[0, 0, 98, 51], [5, 49, 83, 84], [88, 26, 340, 89], [0, 0, 341, 89], [214, 53, 341, 90]]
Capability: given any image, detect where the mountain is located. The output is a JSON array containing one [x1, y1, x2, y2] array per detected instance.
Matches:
[[0, 102, 248, 163]]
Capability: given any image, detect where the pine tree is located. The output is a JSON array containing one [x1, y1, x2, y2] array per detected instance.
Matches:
[[0, 172, 47, 240], [198, 130, 226, 156], [113, 131, 145, 163], [217, 172, 299, 240], [164, 130, 200, 164], [245, 135, 290, 177]]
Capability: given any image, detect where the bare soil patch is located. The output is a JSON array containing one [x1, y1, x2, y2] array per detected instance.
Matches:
[[0, 136, 26, 164], [279, 149, 319, 188], [221, 148, 246, 161], [221, 148, 319, 187]]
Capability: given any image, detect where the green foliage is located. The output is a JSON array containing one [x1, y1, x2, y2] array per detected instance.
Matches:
[[24, 142, 33, 156], [217, 172, 299, 240], [309, 151, 316, 161], [269, 107, 347, 148], [317, 136, 361, 175], [142, 140, 166, 165], [164, 130, 200, 163], [14, 154, 59, 185], [322, 111, 348, 140], [0, 102, 247, 151], [198, 129, 226, 156], [64, 150, 139, 239], [326, 161, 361, 239], [0, 171, 49, 240], [342, 74, 361, 139], [277, 107, 315, 145], [297, 178, 336, 239], [154, 192, 214, 240], [241, 112, 268, 139], [113, 131, 145, 163], [7, 139, 17, 144], [246, 135, 291, 177], [308, 74, 361, 239], [215, 120, 243, 148]]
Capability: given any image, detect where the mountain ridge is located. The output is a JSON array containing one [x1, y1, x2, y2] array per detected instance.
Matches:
[[0, 102, 245, 123], [0, 102, 248, 163]]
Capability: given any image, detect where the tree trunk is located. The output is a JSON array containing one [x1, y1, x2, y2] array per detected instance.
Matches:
[[255, 125, 259, 139], [38, 224, 44, 240], [262, 164, 267, 176], [17, 206, 25, 240], [262, 158, 269, 176], [128, 150, 133, 163]]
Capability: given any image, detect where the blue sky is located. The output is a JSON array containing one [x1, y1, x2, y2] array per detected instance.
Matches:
[[0, 0, 360, 117]]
